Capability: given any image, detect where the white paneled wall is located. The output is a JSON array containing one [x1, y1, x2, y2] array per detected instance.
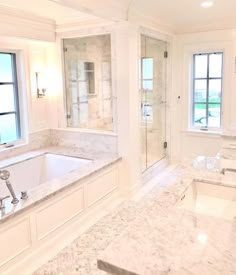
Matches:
[[171, 30, 236, 164]]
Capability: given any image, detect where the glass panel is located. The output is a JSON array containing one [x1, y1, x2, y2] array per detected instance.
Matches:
[[209, 79, 221, 103], [194, 80, 207, 102], [142, 58, 153, 79], [0, 53, 13, 83], [140, 35, 167, 171], [63, 35, 112, 131], [194, 54, 207, 78], [142, 80, 153, 90], [0, 114, 17, 143], [0, 85, 15, 112], [194, 104, 207, 126], [209, 53, 222, 78], [208, 104, 221, 127], [142, 103, 153, 121]]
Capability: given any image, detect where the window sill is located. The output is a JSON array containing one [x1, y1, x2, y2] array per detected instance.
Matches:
[[0, 140, 27, 153], [182, 129, 222, 138]]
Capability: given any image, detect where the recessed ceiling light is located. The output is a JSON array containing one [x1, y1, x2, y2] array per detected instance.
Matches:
[[201, 1, 214, 8]]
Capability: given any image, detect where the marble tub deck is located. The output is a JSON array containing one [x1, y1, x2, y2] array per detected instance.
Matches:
[[33, 165, 236, 275], [0, 146, 121, 224]]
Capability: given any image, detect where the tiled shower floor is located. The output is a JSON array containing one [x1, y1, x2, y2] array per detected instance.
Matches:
[[33, 167, 177, 275]]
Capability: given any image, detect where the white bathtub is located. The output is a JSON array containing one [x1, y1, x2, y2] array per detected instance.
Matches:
[[177, 180, 236, 220], [0, 153, 91, 198]]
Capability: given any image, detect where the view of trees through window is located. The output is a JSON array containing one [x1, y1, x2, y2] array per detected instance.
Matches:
[[141, 57, 154, 121], [193, 52, 223, 128], [0, 52, 20, 144]]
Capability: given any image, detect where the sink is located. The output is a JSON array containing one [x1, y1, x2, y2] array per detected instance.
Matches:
[[176, 180, 236, 220]]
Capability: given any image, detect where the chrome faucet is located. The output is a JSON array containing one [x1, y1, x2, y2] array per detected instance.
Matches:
[[220, 168, 236, 175], [0, 170, 19, 205]]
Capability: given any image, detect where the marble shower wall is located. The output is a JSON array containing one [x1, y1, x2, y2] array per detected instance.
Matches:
[[50, 129, 118, 154], [0, 128, 118, 162]]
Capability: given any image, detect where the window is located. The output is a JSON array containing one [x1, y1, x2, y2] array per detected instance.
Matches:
[[192, 52, 223, 129], [141, 57, 154, 121], [0, 52, 20, 144]]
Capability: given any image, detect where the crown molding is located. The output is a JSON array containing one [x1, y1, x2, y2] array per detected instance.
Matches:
[[0, 5, 55, 24], [56, 16, 113, 33], [175, 16, 236, 34], [0, 5, 56, 42], [129, 8, 236, 35], [129, 10, 175, 35]]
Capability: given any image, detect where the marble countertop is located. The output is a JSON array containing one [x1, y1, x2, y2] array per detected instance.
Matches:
[[0, 146, 121, 224], [98, 166, 236, 275]]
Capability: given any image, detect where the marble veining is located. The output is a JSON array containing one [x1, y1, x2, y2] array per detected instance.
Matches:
[[0, 146, 121, 224], [0, 129, 51, 162], [50, 129, 118, 154], [98, 166, 236, 275], [33, 166, 180, 275], [32, 165, 236, 275]]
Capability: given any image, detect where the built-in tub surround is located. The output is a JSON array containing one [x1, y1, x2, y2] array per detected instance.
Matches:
[[0, 153, 91, 201], [0, 129, 51, 162], [0, 146, 120, 224], [0, 128, 118, 164], [50, 129, 118, 154], [0, 145, 120, 275], [98, 167, 236, 275]]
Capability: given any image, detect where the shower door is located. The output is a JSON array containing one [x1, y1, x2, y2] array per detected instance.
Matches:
[[140, 35, 167, 172]]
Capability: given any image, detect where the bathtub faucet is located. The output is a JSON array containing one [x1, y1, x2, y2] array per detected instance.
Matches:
[[0, 170, 19, 205], [220, 168, 236, 175]]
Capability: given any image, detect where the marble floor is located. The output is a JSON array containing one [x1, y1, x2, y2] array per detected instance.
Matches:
[[33, 166, 178, 275]]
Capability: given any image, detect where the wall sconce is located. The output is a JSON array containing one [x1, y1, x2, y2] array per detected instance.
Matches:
[[35, 72, 46, 98]]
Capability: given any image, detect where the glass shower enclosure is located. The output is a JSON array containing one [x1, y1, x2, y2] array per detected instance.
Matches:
[[140, 35, 167, 172]]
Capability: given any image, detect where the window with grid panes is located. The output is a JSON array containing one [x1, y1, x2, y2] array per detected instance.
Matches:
[[192, 52, 223, 129]]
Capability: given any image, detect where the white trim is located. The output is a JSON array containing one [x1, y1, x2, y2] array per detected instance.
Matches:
[[0, 49, 29, 149], [0, 140, 27, 153], [139, 28, 173, 170], [0, 6, 55, 42], [182, 129, 222, 138], [58, 30, 116, 134], [182, 41, 231, 133]]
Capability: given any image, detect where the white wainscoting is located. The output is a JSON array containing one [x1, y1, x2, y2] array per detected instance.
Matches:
[[0, 163, 120, 275]]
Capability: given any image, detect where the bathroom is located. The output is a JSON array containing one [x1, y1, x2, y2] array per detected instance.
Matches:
[[0, 0, 235, 274]]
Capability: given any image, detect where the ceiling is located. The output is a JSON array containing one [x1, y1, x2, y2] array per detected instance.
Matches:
[[0, 0, 235, 33], [0, 0, 96, 24]]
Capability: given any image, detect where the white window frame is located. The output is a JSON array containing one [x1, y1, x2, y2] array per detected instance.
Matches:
[[0, 48, 28, 150], [191, 52, 223, 131], [0, 52, 21, 144]]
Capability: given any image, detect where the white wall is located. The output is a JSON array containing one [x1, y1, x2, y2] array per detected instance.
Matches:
[[1, 6, 236, 171], [171, 30, 236, 164], [0, 36, 58, 137]]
